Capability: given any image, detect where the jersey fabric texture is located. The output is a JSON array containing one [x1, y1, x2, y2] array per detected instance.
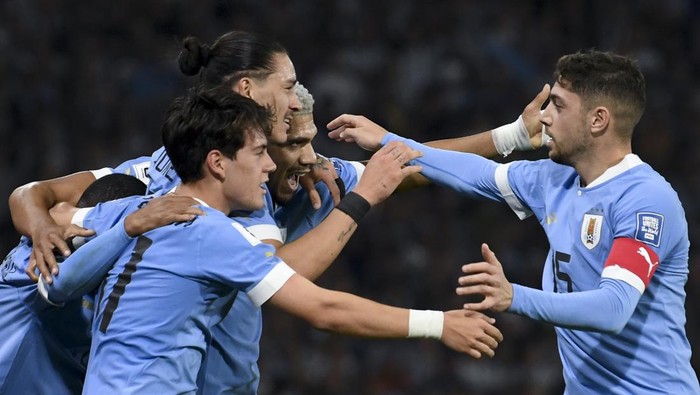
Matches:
[[64, 196, 293, 394], [1, 238, 91, 394], [383, 132, 699, 394], [116, 148, 365, 394], [204, 157, 364, 394]]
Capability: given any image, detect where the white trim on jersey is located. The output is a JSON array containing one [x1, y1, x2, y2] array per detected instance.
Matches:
[[601, 265, 645, 294], [91, 168, 112, 179], [71, 207, 92, 227], [495, 163, 532, 220], [348, 161, 366, 179], [587, 154, 643, 188], [247, 262, 295, 307], [246, 224, 284, 243]]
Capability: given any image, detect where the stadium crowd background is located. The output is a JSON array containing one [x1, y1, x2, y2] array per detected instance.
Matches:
[[1, 1, 698, 394]]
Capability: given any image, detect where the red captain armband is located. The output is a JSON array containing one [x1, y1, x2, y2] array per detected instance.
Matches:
[[602, 238, 660, 293]]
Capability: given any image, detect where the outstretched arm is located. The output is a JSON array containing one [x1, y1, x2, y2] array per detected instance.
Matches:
[[268, 272, 503, 358], [328, 85, 551, 191], [457, 243, 641, 334]]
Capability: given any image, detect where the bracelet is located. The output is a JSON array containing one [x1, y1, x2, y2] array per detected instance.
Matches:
[[491, 115, 533, 157], [335, 192, 370, 223], [407, 309, 444, 339]]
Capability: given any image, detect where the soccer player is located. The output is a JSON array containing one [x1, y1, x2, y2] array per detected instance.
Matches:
[[326, 50, 700, 394], [201, 80, 547, 394], [0, 174, 200, 394], [41, 86, 503, 393], [11, 30, 546, 393]]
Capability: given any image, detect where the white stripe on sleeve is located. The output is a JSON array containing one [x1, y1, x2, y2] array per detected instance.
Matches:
[[494, 163, 532, 220], [246, 224, 284, 243], [247, 262, 295, 307], [601, 265, 645, 294]]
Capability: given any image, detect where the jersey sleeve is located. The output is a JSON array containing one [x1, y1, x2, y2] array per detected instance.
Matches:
[[601, 182, 687, 293], [199, 219, 294, 307], [508, 278, 641, 333], [75, 196, 146, 238], [332, 157, 364, 195], [382, 133, 505, 202], [38, 218, 134, 304]]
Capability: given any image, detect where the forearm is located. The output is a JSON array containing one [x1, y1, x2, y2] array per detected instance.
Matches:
[[10, 172, 96, 236], [383, 133, 502, 200], [10, 182, 60, 236], [508, 279, 640, 333], [398, 131, 499, 190], [38, 219, 132, 303], [276, 209, 358, 280], [271, 274, 444, 340], [425, 130, 499, 158]]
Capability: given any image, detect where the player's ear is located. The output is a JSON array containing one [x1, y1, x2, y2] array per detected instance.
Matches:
[[232, 78, 254, 99], [590, 106, 610, 134], [206, 150, 226, 181]]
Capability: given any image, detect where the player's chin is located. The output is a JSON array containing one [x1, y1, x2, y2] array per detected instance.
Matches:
[[272, 189, 294, 207]]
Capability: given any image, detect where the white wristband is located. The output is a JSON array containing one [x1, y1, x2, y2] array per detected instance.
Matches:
[[407, 309, 444, 339], [491, 115, 533, 157]]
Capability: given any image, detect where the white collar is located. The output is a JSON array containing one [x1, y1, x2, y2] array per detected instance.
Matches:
[[585, 154, 643, 188], [169, 186, 210, 207]]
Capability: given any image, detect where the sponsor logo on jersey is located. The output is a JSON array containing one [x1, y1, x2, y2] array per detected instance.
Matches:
[[581, 213, 603, 249], [635, 212, 664, 247], [636, 246, 659, 277]]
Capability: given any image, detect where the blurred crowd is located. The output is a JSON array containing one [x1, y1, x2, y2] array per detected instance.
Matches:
[[2, 1, 698, 394]]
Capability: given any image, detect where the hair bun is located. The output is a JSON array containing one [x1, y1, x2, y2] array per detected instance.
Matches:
[[199, 44, 211, 67], [178, 36, 210, 76]]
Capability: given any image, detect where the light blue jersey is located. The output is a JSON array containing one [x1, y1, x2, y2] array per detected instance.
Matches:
[[384, 133, 699, 394], [143, 147, 277, 394], [203, 157, 363, 394], [0, 239, 90, 394], [94, 155, 152, 186], [0, 165, 150, 395], [118, 148, 364, 394], [55, 197, 294, 394]]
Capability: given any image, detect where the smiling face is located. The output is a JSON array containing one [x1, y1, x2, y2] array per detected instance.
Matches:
[[247, 53, 301, 145], [267, 112, 318, 205], [222, 129, 277, 212], [540, 81, 593, 166]]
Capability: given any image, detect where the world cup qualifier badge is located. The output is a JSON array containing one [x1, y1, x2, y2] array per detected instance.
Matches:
[[635, 212, 664, 247], [581, 212, 604, 250]]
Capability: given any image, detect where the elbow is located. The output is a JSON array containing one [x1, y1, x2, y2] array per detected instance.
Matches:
[[597, 319, 627, 335], [8, 184, 29, 209], [589, 311, 632, 334], [304, 299, 345, 332]]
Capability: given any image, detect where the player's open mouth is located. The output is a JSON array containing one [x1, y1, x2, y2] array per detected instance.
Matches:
[[286, 170, 309, 190]]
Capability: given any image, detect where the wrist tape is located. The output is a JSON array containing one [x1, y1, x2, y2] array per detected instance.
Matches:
[[407, 309, 444, 339], [491, 115, 533, 157]]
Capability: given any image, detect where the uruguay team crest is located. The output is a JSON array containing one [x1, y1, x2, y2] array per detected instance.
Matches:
[[581, 213, 603, 249]]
